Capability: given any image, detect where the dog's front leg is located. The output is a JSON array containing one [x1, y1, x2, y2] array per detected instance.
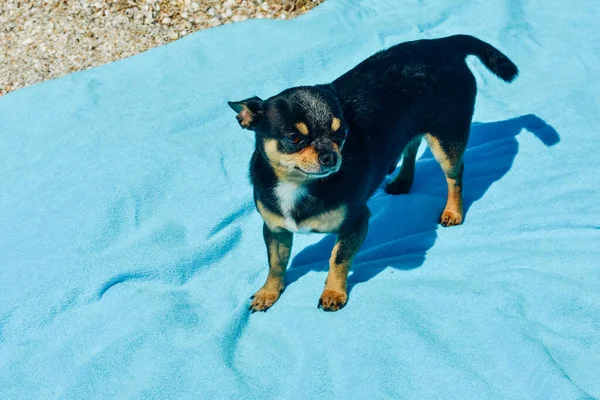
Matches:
[[319, 210, 369, 312], [249, 223, 293, 312]]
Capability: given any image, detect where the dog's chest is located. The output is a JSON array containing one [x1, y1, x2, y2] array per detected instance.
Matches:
[[273, 182, 310, 233]]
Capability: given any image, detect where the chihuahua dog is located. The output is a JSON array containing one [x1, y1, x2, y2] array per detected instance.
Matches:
[[228, 34, 518, 312]]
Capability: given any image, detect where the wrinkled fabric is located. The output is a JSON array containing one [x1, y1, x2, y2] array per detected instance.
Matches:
[[1, 0, 599, 398]]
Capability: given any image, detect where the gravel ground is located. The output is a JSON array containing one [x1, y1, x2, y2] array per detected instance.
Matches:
[[0, 0, 323, 96]]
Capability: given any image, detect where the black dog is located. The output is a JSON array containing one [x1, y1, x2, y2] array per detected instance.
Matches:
[[228, 34, 518, 312]]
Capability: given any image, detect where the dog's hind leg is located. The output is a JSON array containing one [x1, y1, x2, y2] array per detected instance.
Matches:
[[385, 136, 422, 195], [425, 133, 466, 227]]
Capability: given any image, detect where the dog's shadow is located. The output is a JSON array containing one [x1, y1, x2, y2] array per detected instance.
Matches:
[[285, 114, 560, 292]]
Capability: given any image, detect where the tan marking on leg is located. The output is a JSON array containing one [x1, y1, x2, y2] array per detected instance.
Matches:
[[295, 122, 309, 136], [326, 242, 348, 289], [263, 238, 290, 290], [424, 133, 465, 226], [319, 242, 350, 311], [250, 227, 293, 312], [299, 205, 346, 233], [256, 200, 286, 232], [331, 117, 341, 132], [319, 216, 368, 311], [424, 133, 452, 171], [440, 177, 463, 227]]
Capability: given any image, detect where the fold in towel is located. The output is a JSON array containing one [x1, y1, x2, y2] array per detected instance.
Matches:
[[1, 0, 599, 398]]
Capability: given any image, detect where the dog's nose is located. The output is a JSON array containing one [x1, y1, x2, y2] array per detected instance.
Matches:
[[318, 151, 338, 167]]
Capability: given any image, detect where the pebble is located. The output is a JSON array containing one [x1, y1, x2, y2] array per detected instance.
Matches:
[[0, 0, 323, 96]]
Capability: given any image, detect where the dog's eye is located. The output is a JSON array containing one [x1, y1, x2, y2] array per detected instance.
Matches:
[[284, 133, 301, 145]]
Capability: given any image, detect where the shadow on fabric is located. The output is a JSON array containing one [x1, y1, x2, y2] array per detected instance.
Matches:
[[284, 114, 560, 293]]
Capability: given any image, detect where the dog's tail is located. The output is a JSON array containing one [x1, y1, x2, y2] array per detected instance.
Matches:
[[448, 34, 519, 83]]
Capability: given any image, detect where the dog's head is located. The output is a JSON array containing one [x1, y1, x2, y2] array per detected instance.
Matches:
[[228, 86, 348, 181]]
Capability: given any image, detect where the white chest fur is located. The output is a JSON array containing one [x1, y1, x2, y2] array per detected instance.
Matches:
[[273, 182, 310, 233]]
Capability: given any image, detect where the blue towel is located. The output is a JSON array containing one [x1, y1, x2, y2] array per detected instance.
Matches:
[[1, 0, 599, 398]]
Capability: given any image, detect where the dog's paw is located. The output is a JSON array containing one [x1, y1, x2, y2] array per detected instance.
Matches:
[[384, 179, 412, 195], [440, 209, 463, 227], [318, 289, 348, 312], [249, 288, 281, 312]]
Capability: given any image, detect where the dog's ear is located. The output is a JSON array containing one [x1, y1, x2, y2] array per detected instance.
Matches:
[[227, 96, 264, 130]]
